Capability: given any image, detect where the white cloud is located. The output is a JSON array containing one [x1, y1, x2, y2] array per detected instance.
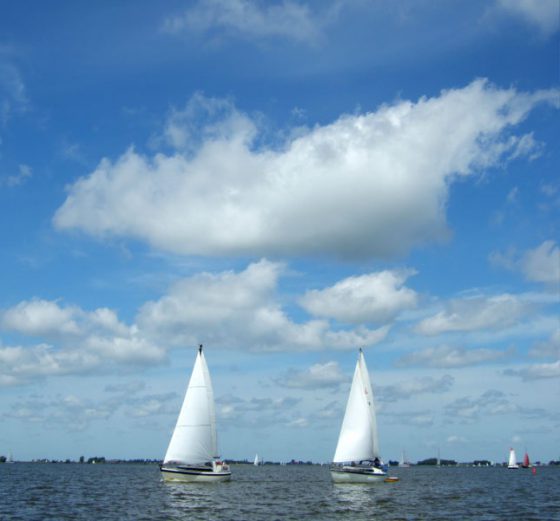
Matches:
[[496, 0, 560, 37], [0, 299, 165, 385], [54, 80, 559, 260], [530, 330, 560, 359], [1, 299, 81, 337], [504, 360, 560, 380], [276, 361, 348, 389], [377, 374, 454, 403], [490, 240, 560, 285], [1, 164, 32, 188], [521, 240, 560, 284], [415, 293, 528, 336], [299, 269, 417, 324], [138, 259, 389, 351], [396, 345, 511, 368], [162, 0, 329, 46]]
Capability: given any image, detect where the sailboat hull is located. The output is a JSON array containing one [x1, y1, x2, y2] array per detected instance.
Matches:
[[160, 465, 231, 483], [330, 466, 387, 484]]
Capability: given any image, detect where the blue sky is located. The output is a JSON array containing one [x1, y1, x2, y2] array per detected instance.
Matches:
[[0, 0, 558, 464]]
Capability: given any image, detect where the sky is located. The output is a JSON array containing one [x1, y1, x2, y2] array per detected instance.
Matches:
[[0, 0, 559, 465]]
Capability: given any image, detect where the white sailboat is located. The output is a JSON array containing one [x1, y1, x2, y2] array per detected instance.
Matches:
[[507, 448, 519, 469], [254, 454, 260, 466], [399, 450, 410, 467], [330, 349, 388, 483], [160, 345, 231, 483]]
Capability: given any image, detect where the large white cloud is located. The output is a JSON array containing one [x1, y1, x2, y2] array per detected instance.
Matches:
[[300, 269, 417, 324], [54, 80, 559, 260]]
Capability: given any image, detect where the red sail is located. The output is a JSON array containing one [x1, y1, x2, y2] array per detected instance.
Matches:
[[523, 452, 530, 467]]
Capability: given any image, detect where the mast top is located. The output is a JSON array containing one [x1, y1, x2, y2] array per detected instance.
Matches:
[[199, 344, 203, 353]]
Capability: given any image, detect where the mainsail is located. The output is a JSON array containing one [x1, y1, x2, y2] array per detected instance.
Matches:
[[164, 347, 218, 464], [508, 448, 518, 468], [333, 349, 380, 463]]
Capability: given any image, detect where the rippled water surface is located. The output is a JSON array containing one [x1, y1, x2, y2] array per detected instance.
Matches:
[[1, 463, 558, 520]]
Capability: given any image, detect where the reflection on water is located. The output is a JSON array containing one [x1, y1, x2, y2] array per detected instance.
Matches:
[[1, 463, 559, 520]]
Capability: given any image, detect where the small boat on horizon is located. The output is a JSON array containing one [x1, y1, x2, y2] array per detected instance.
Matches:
[[160, 345, 231, 483], [399, 450, 411, 467], [254, 454, 261, 466], [330, 349, 391, 484], [521, 450, 531, 468], [507, 448, 519, 469]]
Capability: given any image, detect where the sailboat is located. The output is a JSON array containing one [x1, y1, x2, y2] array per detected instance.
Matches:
[[507, 448, 519, 469], [160, 345, 231, 483], [254, 454, 260, 466], [399, 450, 410, 467], [521, 451, 531, 468], [330, 349, 388, 483]]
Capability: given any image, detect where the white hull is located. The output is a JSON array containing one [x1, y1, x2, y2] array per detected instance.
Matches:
[[161, 466, 231, 483], [507, 464, 519, 469], [330, 466, 387, 484]]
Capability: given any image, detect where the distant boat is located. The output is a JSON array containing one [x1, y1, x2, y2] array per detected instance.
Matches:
[[521, 451, 531, 468], [330, 349, 389, 483], [254, 454, 260, 466], [7, 452, 14, 464], [507, 448, 519, 469], [399, 450, 411, 467], [160, 345, 231, 483]]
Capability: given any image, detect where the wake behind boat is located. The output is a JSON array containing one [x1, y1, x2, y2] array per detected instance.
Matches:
[[330, 349, 391, 484], [160, 345, 231, 483]]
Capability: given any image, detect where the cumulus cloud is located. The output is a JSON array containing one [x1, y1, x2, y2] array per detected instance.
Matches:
[[529, 330, 560, 359], [396, 345, 511, 368], [0, 299, 164, 386], [299, 269, 417, 324], [275, 361, 348, 389], [415, 293, 529, 336], [217, 394, 301, 428], [490, 240, 560, 285], [162, 0, 331, 46], [496, 0, 560, 37], [377, 374, 454, 403], [521, 241, 560, 284], [138, 259, 389, 351], [54, 80, 559, 260], [445, 389, 545, 421], [504, 360, 560, 380]]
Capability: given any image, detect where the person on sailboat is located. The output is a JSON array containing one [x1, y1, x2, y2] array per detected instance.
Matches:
[[373, 457, 381, 468]]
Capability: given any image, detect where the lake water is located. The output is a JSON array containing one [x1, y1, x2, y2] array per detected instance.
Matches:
[[1, 463, 558, 520]]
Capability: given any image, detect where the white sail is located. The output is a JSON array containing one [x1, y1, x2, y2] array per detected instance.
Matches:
[[254, 454, 260, 466], [508, 448, 518, 468], [333, 350, 380, 463], [164, 348, 218, 465]]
